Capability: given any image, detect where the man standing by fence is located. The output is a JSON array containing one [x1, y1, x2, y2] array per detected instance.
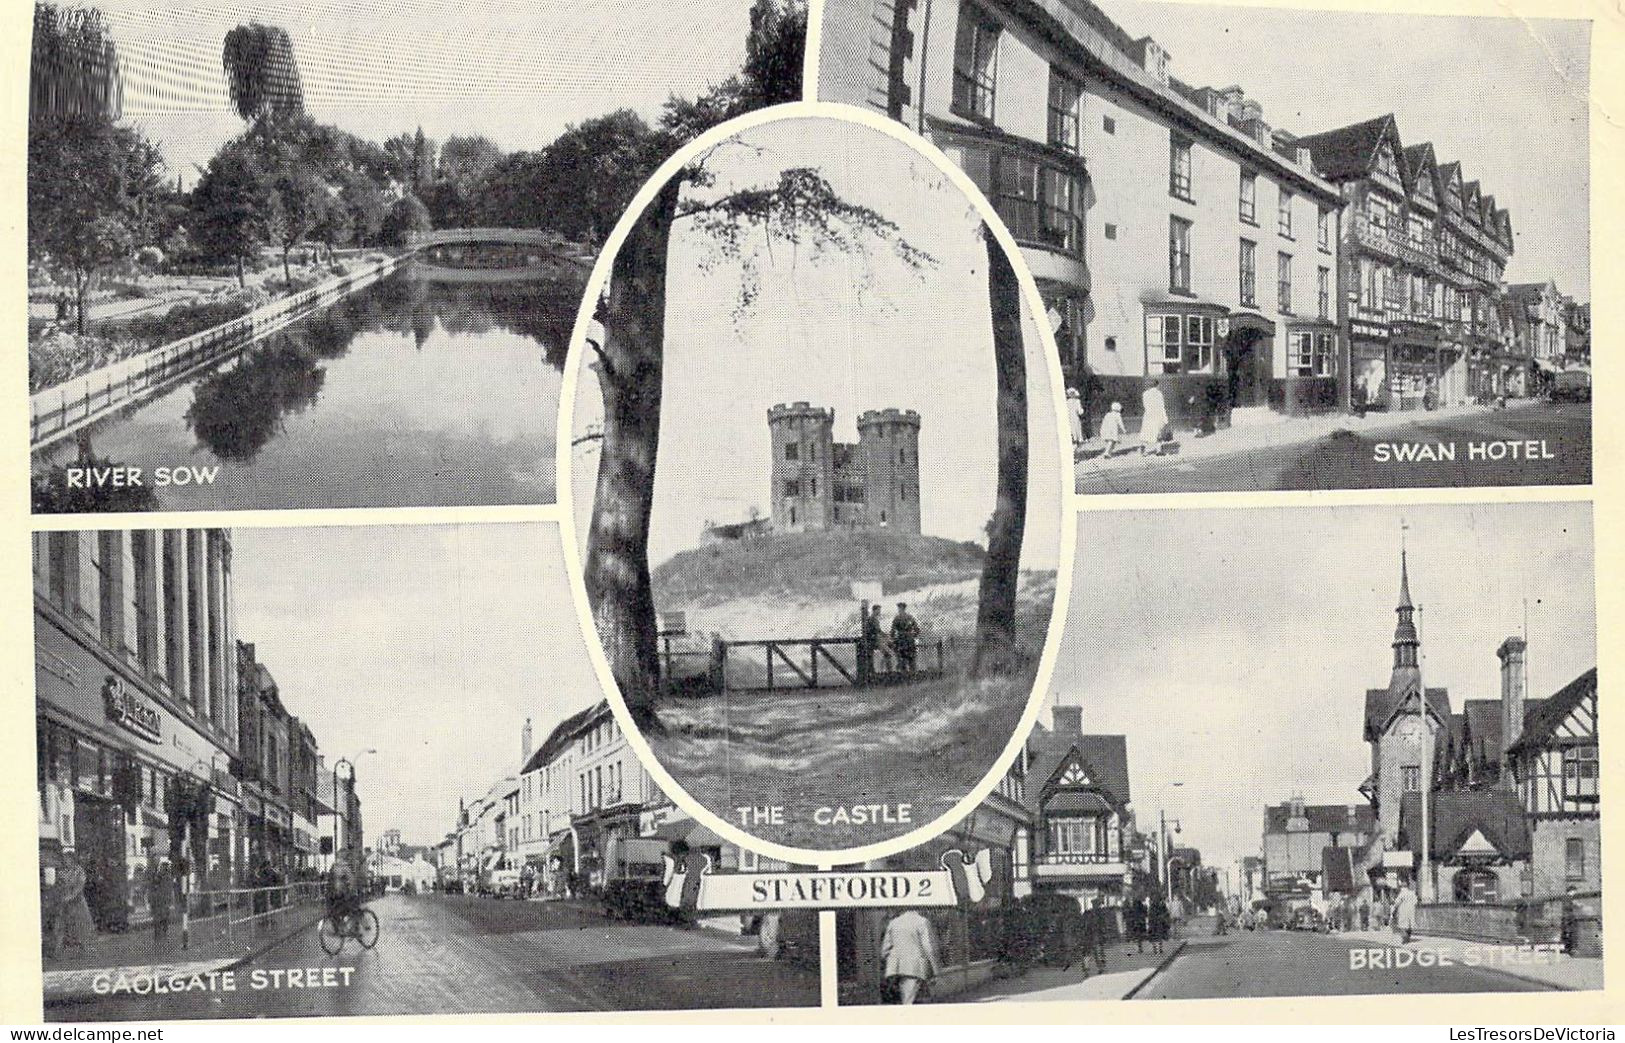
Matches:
[[891, 603, 919, 674]]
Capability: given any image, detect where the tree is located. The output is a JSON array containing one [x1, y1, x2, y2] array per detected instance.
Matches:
[[437, 134, 503, 188], [531, 110, 666, 245], [658, 0, 806, 144], [189, 144, 273, 286], [584, 161, 931, 728], [30, 2, 123, 123], [267, 160, 328, 284], [335, 168, 386, 246], [222, 22, 305, 126], [970, 225, 1028, 677], [380, 194, 431, 248], [28, 118, 161, 333]]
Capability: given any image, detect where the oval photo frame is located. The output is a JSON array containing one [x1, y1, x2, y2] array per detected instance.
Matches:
[[555, 101, 1077, 865]]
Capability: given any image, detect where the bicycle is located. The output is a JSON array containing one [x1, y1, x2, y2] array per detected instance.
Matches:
[[317, 903, 380, 955]]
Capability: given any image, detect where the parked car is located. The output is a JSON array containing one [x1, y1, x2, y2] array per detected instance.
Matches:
[[1551, 370, 1591, 402], [1289, 906, 1326, 932]]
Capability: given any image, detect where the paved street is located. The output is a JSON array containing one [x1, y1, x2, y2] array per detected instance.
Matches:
[[1078, 400, 1590, 493], [1132, 928, 1553, 1000], [51, 894, 818, 1020]]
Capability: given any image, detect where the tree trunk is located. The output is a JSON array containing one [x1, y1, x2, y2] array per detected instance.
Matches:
[[971, 225, 1029, 677], [75, 271, 89, 337], [282, 246, 292, 288], [236, 256, 246, 288], [584, 177, 681, 731]]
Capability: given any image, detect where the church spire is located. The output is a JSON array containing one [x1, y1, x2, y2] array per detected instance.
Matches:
[[1392, 524, 1420, 678]]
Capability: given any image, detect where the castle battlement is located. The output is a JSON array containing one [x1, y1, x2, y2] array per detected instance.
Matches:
[[768, 401, 836, 423], [857, 408, 922, 428]]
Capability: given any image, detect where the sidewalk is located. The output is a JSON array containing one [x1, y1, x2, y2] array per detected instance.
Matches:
[[42, 900, 324, 1006], [956, 919, 1210, 1004], [1075, 398, 1542, 477], [1339, 928, 1603, 992]]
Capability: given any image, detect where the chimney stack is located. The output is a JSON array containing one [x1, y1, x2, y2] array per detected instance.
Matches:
[[1497, 636, 1527, 784], [522, 717, 533, 765], [1053, 705, 1083, 737]]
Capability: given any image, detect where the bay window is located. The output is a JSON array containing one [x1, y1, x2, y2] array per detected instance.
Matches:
[[1288, 329, 1333, 377], [1146, 310, 1214, 374]]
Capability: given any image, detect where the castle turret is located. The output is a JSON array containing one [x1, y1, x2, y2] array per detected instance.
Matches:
[[768, 402, 836, 533], [856, 408, 922, 535]]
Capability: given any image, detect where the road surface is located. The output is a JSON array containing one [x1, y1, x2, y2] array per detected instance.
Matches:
[[1133, 928, 1553, 999], [52, 893, 818, 1020], [1078, 401, 1590, 494]]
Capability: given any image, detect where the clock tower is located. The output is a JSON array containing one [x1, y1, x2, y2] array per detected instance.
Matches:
[[1368, 543, 1445, 847]]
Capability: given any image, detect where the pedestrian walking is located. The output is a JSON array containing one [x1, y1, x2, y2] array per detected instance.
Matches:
[[1066, 387, 1086, 458], [148, 859, 173, 953], [758, 911, 783, 960], [1141, 378, 1171, 454], [881, 909, 941, 1005], [1099, 402, 1127, 458], [890, 603, 919, 674], [1393, 882, 1418, 945], [1148, 893, 1172, 956], [1086, 898, 1110, 973], [1360, 900, 1370, 931], [1124, 893, 1148, 954]]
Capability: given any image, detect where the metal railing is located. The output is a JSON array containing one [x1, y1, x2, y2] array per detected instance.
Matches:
[[176, 881, 325, 953], [30, 255, 409, 451]]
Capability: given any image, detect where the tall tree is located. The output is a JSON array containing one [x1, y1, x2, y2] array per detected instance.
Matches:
[[222, 22, 305, 126], [970, 225, 1028, 676], [189, 145, 273, 286], [29, 118, 160, 333], [30, 2, 123, 123], [585, 162, 932, 729]]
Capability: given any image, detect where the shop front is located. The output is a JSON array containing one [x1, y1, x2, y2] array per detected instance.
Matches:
[[1349, 319, 1390, 413], [36, 607, 238, 940], [1388, 322, 1444, 411]]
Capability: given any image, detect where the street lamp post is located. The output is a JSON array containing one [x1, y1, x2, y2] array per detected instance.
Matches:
[[331, 749, 376, 870], [1156, 781, 1184, 902]]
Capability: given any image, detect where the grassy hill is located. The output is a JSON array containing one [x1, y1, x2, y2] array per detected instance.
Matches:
[[651, 529, 1054, 646], [653, 529, 988, 608]]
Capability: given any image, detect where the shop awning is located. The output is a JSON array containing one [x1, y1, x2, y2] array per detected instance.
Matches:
[[1534, 357, 1562, 373]]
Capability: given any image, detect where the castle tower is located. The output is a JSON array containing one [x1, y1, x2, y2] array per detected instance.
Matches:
[[768, 402, 837, 532], [856, 409, 922, 535]]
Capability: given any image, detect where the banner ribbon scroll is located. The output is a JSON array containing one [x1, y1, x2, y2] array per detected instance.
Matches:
[[662, 848, 994, 913]]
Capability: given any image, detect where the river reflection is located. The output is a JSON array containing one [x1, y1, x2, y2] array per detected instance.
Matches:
[[33, 262, 578, 512]]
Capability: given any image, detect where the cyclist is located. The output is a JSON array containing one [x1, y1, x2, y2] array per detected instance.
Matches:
[[326, 857, 363, 932]]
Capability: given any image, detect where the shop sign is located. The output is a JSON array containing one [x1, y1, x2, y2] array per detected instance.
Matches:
[[102, 675, 162, 743], [1351, 319, 1389, 340]]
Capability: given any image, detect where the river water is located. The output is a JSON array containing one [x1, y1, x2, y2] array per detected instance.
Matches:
[[33, 261, 579, 511]]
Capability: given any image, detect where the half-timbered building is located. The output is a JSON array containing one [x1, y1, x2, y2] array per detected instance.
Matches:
[[1507, 668, 1600, 895]]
